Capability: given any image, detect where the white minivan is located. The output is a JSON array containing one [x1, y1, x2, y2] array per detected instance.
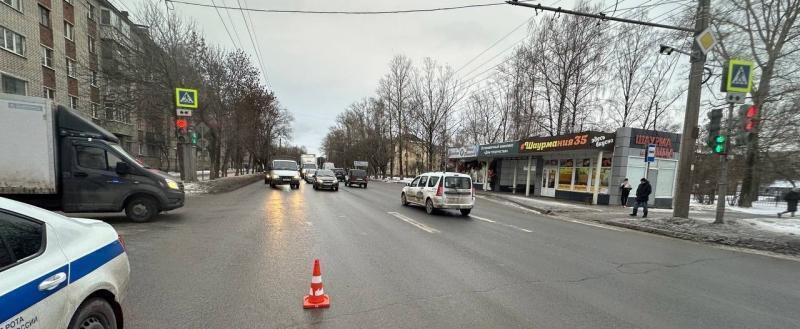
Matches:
[[0, 197, 130, 329], [401, 172, 474, 216]]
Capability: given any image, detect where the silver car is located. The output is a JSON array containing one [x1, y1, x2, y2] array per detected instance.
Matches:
[[313, 169, 339, 191]]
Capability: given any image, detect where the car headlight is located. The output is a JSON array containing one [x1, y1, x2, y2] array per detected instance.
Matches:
[[294, 174, 300, 179], [165, 178, 180, 190]]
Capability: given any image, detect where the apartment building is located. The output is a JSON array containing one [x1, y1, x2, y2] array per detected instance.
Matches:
[[1, 0, 178, 169]]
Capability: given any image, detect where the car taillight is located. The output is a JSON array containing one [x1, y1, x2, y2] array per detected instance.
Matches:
[[436, 185, 443, 196], [118, 235, 127, 252]]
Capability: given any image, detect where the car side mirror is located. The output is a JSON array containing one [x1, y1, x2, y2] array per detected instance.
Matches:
[[406, 183, 411, 186], [115, 162, 130, 175]]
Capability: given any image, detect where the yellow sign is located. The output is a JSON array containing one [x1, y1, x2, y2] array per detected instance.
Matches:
[[725, 59, 754, 94], [175, 88, 198, 109], [695, 28, 717, 55]]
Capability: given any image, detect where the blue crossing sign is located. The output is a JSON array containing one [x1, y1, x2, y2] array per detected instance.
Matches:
[[175, 88, 198, 109], [725, 59, 754, 93]]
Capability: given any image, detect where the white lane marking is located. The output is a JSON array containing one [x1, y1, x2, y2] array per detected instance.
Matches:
[[387, 212, 440, 233], [470, 215, 532, 233], [562, 218, 625, 231]]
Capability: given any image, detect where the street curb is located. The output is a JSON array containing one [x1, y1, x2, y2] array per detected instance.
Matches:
[[478, 193, 800, 256], [476, 193, 552, 215]]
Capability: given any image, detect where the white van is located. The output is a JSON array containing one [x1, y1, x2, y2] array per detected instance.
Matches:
[[401, 172, 474, 216]]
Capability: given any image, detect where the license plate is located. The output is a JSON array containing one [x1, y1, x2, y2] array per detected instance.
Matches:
[[283, 178, 291, 182]]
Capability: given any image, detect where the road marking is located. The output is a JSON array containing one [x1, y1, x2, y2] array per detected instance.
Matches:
[[387, 212, 440, 233], [562, 218, 625, 231], [470, 215, 532, 233]]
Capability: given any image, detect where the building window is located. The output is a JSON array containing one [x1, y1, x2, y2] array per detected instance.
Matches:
[[1, 0, 22, 12], [100, 9, 111, 25], [0, 26, 25, 56], [43, 87, 55, 99], [88, 37, 96, 53], [1, 74, 27, 95], [41, 46, 53, 68], [104, 102, 114, 121], [90, 70, 98, 86], [88, 4, 96, 21], [64, 22, 74, 41], [557, 159, 575, 191], [91, 103, 99, 118], [66, 58, 76, 78], [70, 96, 79, 110], [39, 6, 51, 28]]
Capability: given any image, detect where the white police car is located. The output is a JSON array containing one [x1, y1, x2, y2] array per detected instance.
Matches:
[[0, 197, 130, 329]]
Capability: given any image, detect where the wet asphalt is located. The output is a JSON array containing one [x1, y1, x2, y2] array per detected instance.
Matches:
[[98, 180, 800, 329]]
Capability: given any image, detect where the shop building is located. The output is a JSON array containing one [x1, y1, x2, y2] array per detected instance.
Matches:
[[448, 128, 681, 207]]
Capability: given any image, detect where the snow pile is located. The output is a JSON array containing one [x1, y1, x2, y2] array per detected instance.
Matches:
[[182, 182, 210, 195]]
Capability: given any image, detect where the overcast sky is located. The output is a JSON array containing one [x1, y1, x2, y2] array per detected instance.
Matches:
[[122, 0, 690, 156]]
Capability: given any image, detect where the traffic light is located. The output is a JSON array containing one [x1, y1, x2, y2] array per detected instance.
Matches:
[[713, 135, 726, 154], [734, 105, 758, 147], [706, 108, 723, 149], [743, 105, 758, 132]]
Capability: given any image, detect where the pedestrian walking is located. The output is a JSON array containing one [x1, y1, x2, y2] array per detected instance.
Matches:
[[629, 178, 652, 218], [778, 188, 799, 218], [619, 178, 632, 207]]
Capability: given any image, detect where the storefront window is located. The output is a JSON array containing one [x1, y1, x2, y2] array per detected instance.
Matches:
[[574, 158, 592, 192], [558, 159, 574, 190], [600, 157, 612, 194]]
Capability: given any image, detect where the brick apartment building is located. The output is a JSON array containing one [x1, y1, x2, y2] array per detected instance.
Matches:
[[1, 0, 178, 170]]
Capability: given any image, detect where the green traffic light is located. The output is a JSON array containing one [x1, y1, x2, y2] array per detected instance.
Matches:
[[715, 135, 726, 143], [714, 145, 725, 153]]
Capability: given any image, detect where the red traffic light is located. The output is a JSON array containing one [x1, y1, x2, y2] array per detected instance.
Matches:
[[176, 118, 188, 129], [745, 105, 758, 118], [744, 105, 758, 132]]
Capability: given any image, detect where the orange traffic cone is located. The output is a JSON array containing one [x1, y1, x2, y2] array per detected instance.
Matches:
[[303, 259, 330, 309]]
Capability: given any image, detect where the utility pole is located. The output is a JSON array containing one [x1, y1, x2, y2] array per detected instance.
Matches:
[[714, 103, 735, 224], [672, 0, 710, 218]]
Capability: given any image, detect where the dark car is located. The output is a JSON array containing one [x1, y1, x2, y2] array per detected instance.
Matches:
[[313, 169, 339, 191], [333, 168, 346, 181], [345, 169, 368, 188]]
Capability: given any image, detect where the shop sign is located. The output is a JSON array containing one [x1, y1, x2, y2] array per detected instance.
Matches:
[[448, 145, 479, 159], [628, 128, 681, 159], [519, 131, 615, 153], [479, 141, 518, 156]]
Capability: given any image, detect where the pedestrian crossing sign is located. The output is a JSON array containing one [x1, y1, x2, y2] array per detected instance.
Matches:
[[175, 88, 198, 109], [725, 59, 754, 94]]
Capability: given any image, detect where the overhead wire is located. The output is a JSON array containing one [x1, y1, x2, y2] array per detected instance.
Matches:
[[221, 0, 245, 49], [165, 0, 536, 14], [209, 0, 241, 49], [237, 0, 271, 88]]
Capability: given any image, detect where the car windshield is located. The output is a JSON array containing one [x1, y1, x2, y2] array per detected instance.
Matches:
[[316, 170, 334, 177], [444, 176, 471, 189], [272, 161, 298, 170], [350, 170, 366, 177], [302, 163, 317, 170]]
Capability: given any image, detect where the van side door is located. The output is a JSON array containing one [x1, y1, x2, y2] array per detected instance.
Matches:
[[62, 142, 130, 212]]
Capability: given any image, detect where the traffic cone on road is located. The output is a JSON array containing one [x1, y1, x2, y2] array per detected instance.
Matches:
[[303, 259, 330, 309]]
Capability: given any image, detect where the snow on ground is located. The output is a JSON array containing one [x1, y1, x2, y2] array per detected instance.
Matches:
[[500, 194, 600, 211], [739, 217, 800, 235], [690, 199, 786, 215], [381, 177, 415, 184], [182, 182, 210, 195]]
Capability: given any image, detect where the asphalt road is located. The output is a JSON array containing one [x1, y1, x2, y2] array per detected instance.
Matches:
[[102, 180, 800, 329]]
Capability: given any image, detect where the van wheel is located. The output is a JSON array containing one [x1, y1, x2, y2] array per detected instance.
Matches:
[[125, 196, 158, 222], [425, 199, 435, 215], [460, 209, 471, 216], [68, 298, 117, 329], [401, 193, 408, 206]]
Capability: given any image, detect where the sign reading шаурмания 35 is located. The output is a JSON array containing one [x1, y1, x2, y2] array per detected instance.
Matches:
[[518, 131, 615, 153]]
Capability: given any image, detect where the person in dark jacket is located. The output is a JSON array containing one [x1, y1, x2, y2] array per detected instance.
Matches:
[[778, 188, 799, 218], [619, 178, 632, 207], [630, 178, 652, 218]]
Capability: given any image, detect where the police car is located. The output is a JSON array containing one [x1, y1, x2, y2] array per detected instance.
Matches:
[[0, 197, 130, 329]]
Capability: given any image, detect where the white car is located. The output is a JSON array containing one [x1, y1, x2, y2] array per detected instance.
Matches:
[[401, 172, 475, 216], [0, 197, 130, 329]]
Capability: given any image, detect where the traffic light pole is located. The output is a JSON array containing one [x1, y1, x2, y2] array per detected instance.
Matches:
[[673, 0, 710, 218], [714, 102, 735, 224]]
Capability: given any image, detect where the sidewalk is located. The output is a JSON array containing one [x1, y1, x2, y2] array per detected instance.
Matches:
[[478, 191, 800, 256]]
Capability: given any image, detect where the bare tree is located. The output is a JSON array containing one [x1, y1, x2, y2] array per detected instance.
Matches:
[[378, 55, 414, 177]]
